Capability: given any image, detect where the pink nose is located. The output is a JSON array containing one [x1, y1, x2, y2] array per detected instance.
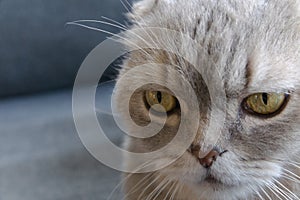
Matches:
[[190, 144, 219, 168], [199, 150, 219, 168]]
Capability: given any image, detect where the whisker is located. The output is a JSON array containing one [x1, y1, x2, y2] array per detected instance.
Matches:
[[101, 16, 127, 28], [264, 181, 283, 200], [138, 174, 162, 200], [286, 162, 300, 170], [257, 193, 265, 200], [108, 159, 158, 200], [249, 185, 265, 200], [288, 160, 300, 165], [256, 189, 266, 200], [66, 21, 122, 37], [273, 178, 299, 200], [121, 0, 162, 52], [170, 182, 180, 200], [123, 0, 132, 9], [122, 173, 154, 200], [257, 184, 271, 200], [269, 181, 292, 200], [125, 0, 180, 71], [120, 0, 131, 13], [267, 181, 289, 200], [281, 173, 300, 184], [146, 178, 169, 200], [273, 158, 300, 168], [153, 180, 172, 200], [282, 168, 300, 180], [70, 19, 127, 31], [163, 181, 177, 200], [66, 22, 154, 59], [69, 20, 156, 52]]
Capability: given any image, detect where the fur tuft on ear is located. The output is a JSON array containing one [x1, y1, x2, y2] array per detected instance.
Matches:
[[127, 0, 158, 20]]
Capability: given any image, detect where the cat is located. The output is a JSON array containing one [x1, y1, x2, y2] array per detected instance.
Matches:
[[112, 0, 300, 199]]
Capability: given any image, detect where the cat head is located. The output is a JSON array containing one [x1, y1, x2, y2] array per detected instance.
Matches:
[[113, 0, 300, 198]]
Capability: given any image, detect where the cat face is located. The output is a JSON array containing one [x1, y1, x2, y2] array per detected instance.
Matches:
[[114, 0, 300, 199]]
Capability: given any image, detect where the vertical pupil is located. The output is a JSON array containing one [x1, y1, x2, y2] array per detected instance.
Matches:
[[156, 91, 162, 103], [262, 93, 268, 105]]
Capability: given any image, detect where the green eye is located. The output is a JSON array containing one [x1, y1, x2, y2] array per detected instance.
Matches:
[[145, 91, 177, 112], [244, 93, 288, 116]]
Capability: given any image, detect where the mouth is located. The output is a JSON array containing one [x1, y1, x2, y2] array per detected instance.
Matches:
[[192, 174, 228, 192], [204, 175, 222, 184]]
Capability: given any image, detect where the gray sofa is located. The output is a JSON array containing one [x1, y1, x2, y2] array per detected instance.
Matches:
[[0, 0, 130, 199], [0, 0, 126, 97]]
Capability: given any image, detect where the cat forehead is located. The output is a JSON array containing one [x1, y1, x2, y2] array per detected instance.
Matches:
[[126, 0, 300, 94], [130, 0, 300, 46]]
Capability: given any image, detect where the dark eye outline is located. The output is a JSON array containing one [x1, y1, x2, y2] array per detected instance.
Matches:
[[144, 91, 180, 114], [241, 93, 290, 118]]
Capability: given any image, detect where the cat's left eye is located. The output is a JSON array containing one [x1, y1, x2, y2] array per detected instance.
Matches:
[[243, 93, 288, 117], [145, 91, 177, 113]]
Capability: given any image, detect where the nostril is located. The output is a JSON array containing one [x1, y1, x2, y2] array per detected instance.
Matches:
[[189, 145, 228, 168], [199, 149, 219, 168]]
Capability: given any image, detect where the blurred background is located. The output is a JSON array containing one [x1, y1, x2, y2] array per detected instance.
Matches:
[[0, 0, 131, 199]]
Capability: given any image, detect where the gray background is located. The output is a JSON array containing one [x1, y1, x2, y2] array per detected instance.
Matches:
[[0, 0, 128, 97], [0, 0, 131, 199]]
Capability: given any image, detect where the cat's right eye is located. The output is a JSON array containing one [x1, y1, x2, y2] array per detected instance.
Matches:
[[242, 93, 289, 117], [145, 91, 177, 113]]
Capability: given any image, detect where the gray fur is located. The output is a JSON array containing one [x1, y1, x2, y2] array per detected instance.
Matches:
[[113, 0, 300, 199]]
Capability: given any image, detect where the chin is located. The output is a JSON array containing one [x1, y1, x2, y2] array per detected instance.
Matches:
[[158, 152, 271, 200], [175, 175, 253, 200]]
